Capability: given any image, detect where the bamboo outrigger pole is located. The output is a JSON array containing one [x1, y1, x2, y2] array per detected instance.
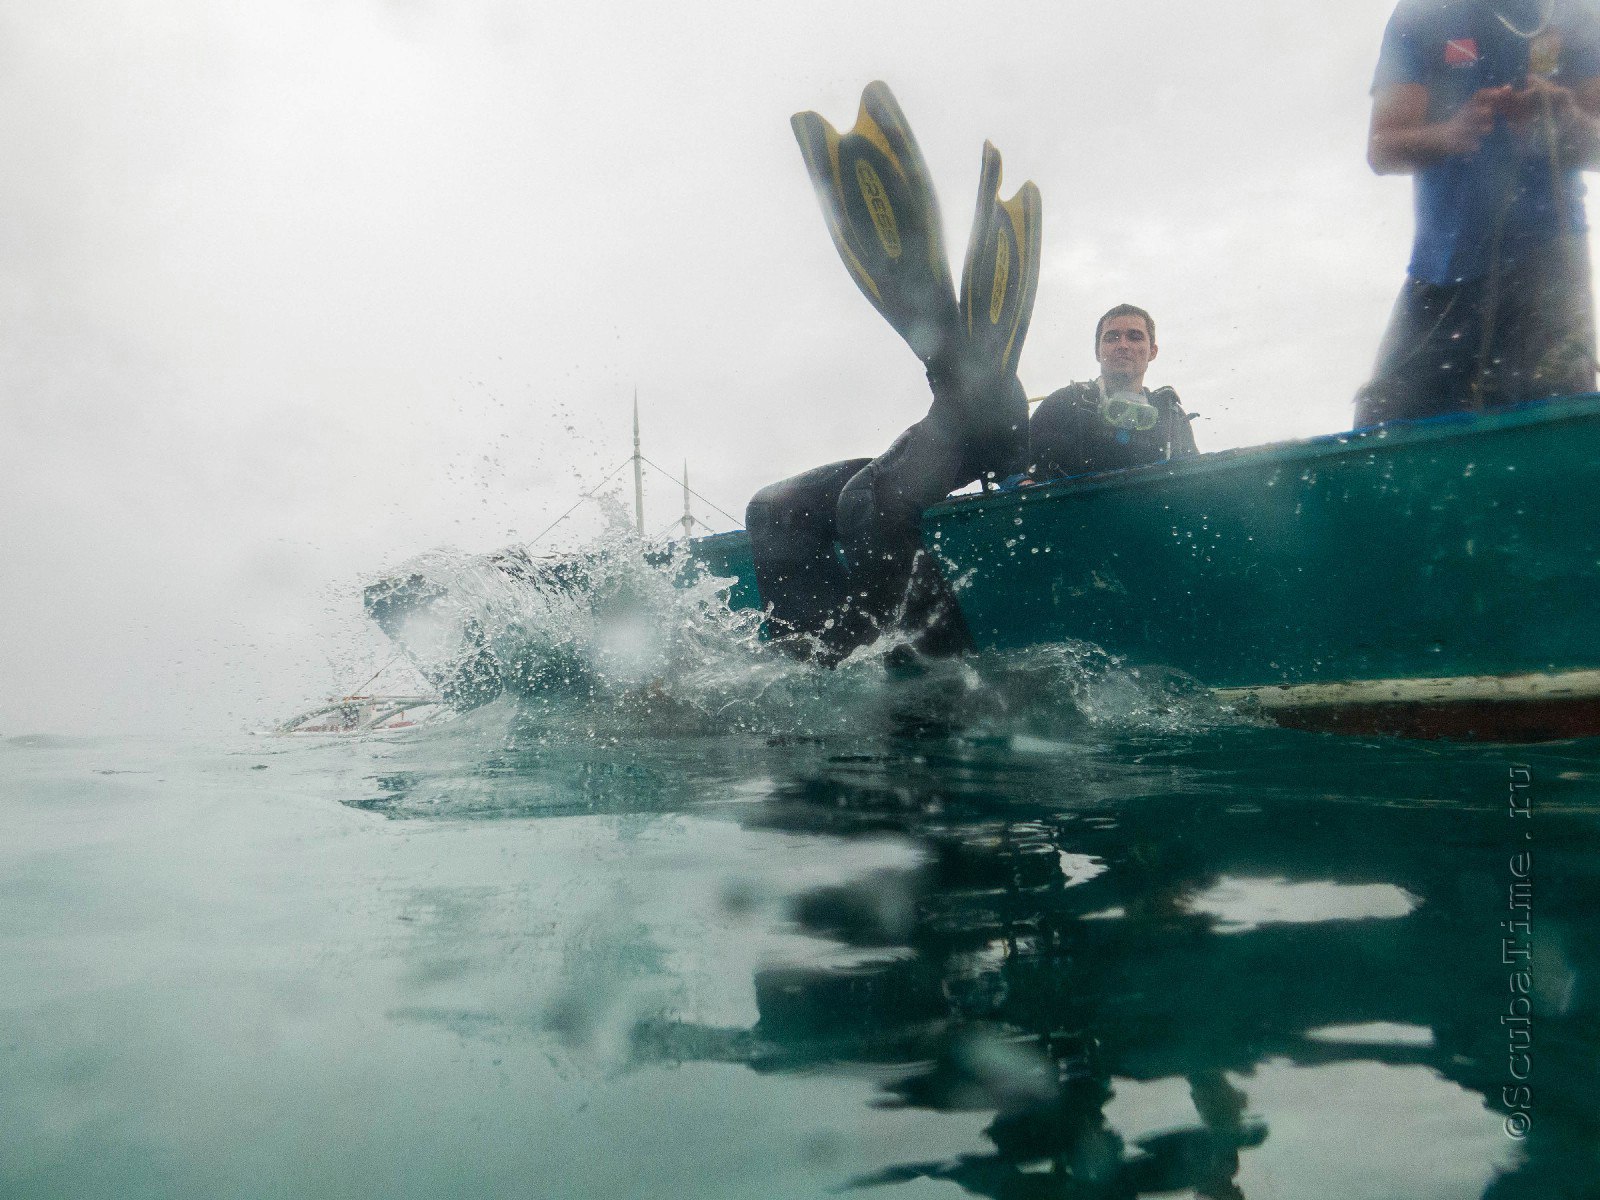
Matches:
[[632, 390, 645, 535], [681, 460, 694, 541]]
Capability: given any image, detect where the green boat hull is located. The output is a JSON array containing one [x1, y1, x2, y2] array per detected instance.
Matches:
[[694, 396, 1600, 741]]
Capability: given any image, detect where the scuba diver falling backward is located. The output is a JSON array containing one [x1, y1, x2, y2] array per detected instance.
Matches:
[[746, 82, 1043, 665]]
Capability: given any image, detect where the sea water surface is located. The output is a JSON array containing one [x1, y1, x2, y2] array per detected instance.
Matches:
[[4, 547, 1598, 1199]]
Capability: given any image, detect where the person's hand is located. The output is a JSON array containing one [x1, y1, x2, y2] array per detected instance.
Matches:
[[1441, 85, 1514, 154], [1508, 76, 1581, 127]]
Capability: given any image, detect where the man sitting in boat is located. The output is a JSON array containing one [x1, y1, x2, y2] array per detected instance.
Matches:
[[745, 305, 1195, 666], [1355, 0, 1600, 425], [1025, 304, 1198, 481]]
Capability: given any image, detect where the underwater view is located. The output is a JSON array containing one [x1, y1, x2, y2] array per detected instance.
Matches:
[[4, 541, 1596, 1200]]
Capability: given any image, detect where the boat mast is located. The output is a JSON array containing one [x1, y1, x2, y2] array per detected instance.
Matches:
[[681, 460, 694, 541], [632, 390, 645, 536]]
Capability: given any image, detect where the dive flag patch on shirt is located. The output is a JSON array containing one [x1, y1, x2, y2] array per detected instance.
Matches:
[[1445, 38, 1480, 67]]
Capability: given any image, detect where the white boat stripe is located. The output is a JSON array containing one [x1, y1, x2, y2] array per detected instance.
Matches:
[[1214, 669, 1600, 710]]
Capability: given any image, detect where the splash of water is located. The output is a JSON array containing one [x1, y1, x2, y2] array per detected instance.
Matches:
[[367, 527, 1235, 746]]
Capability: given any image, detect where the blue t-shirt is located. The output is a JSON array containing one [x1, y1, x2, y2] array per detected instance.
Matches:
[[1374, 0, 1600, 283]]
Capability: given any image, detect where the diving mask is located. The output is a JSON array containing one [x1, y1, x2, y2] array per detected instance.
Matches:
[[1099, 390, 1159, 432]]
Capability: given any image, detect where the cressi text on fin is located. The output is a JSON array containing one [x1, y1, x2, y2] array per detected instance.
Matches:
[[791, 81, 960, 365]]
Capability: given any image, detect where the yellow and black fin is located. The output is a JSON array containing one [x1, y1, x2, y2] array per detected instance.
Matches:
[[791, 81, 960, 365], [959, 141, 1042, 378]]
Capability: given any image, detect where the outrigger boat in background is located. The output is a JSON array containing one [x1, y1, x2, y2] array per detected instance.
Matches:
[[275, 694, 447, 736], [366, 394, 1600, 745]]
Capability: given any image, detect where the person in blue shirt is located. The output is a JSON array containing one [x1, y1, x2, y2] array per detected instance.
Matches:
[[1356, 0, 1600, 426]]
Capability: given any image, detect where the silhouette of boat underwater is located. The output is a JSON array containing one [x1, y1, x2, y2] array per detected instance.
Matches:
[[365, 394, 1600, 743]]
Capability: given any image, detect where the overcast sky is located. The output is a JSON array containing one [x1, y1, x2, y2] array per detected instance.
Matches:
[[0, 0, 1562, 734]]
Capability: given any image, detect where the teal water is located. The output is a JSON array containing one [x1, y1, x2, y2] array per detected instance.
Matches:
[[4, 545, 1599, 1198], [4, 709, 1598, 1199]]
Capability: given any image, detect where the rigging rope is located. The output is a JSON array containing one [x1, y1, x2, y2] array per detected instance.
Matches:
[[636, 454, 743, 527], [522, 457, 634, 548], [350, 653, 404, 697]]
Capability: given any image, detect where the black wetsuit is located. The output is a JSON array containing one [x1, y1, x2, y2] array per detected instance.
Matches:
[[1027, 381, 1197, 479], [745, 359, 1028, 661]]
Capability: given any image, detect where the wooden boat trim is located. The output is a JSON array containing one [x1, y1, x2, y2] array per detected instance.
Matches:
[[1215, 670, 1600, 742], [1215, 669, 1600, 711]]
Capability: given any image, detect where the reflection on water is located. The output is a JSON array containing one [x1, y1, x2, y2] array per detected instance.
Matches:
[[4, 698, 1598, 1198], [347, 711, 1600, 1200]]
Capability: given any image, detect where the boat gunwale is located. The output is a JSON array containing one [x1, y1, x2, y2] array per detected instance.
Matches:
[[923, 392, 1600, 524]]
